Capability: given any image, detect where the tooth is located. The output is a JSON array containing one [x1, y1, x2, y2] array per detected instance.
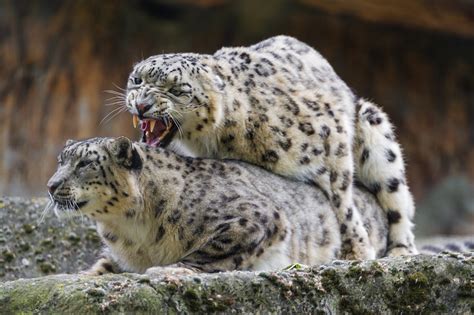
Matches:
[[133, 115, 138, 129], [150, 120, 156, 133], [146, 131, 150, 137]]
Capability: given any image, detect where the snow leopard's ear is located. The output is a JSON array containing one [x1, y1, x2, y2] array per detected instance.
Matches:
[[65, 139, 76, 147], [107, 137, 142, 171]]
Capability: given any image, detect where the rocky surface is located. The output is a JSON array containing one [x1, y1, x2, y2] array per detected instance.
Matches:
[[1, 197, 473, 313], [0, 254, 472, 314], [0, 197, 101, 281], [1, 196, 473, 280]]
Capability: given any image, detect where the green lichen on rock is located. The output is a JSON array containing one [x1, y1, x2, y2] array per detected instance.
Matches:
[[2, 247, 15, 263], [0, 254, 472, 314]]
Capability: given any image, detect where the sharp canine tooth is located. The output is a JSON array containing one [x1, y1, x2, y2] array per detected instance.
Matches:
[[133, 115, 138, 128], [146, 131, 150, 137], [150, 120, 156, 133]]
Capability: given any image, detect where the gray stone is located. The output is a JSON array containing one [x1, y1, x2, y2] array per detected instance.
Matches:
[[0, 254, 472, 314], [1, 197, 473, 313], [0, 197, 101, 281]]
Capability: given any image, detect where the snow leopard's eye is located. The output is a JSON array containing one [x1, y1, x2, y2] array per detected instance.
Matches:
[[133, 77, 142, 85], [76, 160, 93, 169], [169, 87, 183, 97]]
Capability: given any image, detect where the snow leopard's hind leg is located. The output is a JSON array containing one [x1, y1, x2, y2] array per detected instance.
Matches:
[[308, 109, 376, 260], [354, 99, 417, 256]]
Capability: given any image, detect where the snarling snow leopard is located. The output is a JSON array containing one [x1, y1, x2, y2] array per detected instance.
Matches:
[[124, 35, 417, 259], [47, 137, 390, 274]]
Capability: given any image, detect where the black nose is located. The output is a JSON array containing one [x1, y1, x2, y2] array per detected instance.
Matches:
[[47, 180, 62, 195], [136, 104, 152, 118]]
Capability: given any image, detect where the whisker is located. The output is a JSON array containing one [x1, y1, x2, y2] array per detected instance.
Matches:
[[112, 82, 127, 93], [112, 83, 127, 92], [101, 106, 125, 121], [100, 107, 128, 125], [104, 88, 125, 94], [104, 105, 125, 109], [104, 96, 126, 102], [104, 89, 126, 97], [167, 110, 184, 139], [47, 192, 62, 219], [100, 107, 125, 126], [104, 99, 126, 104], [71, 200, 86, 222], [53, 206, 59, 218], [103, 104, 127, 116], [39, 198, 53, 223], [170, 107, 200, 115], [105, 109, 128, 124], [62, 200, 73, 219], [104, 101, 126, 107], [168, 109, 183, 119], [172, 121, 183, 139], [174, 119, 184, 140]]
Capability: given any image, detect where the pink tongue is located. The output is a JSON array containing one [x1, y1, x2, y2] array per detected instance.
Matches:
[[147, 137, 158, 146], [140, 120, 149, 131], [143, 120, 168, 147]]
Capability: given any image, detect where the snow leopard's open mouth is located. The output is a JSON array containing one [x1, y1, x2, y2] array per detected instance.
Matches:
[[132, 115, 177, 148]]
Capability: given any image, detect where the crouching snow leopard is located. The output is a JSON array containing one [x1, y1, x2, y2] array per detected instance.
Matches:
[[47, 137, 390, 275], [123, 35, 417, 259]]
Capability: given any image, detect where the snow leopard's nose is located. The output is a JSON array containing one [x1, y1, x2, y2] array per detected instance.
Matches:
[[47, 179, 63, 195], [136, 103, 152, 119]]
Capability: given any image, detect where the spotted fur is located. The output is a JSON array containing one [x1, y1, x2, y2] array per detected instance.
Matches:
[[125, 35, 417, 258], [48, 137, 390, 274]]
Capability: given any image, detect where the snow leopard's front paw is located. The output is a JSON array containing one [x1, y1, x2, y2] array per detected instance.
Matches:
[[340, 230, 376, 260], [387, 244, 418, 257], [145, 265, 196, 276]]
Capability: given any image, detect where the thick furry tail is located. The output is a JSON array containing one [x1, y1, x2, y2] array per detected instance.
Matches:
[[353, 99, 417, 256]]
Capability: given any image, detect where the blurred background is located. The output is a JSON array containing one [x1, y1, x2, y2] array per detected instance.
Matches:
[[1, 0, 473, 236]]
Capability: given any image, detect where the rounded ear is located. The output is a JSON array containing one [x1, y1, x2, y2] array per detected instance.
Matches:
[[107, 137, 142, 170], [108, 136, 132, 160], [65, 139, 76, 146]]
